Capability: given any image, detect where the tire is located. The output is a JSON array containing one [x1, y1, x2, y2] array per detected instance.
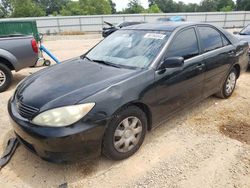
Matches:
[[0, 63, 13, 93], [43, 60, 51, 66], [215, 67, 237, 99], [102, 106, 147, 160]]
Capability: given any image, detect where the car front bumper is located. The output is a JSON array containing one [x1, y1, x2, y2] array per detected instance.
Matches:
[[8, 100, 108, 163]]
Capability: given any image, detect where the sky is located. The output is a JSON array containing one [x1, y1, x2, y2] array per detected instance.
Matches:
[[113, 0, 203, 11]]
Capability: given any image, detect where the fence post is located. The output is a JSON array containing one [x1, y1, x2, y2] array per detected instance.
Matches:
[[56, 18, 60, 33], [243, 12, 247, 27], [79, 17, 82, 31], [223, 12, 227, 28], [205, 13, 207, 23], [101, 16, 104, 31]]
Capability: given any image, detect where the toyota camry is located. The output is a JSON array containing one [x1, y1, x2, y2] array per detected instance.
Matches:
[[8, 23, 249, 162]]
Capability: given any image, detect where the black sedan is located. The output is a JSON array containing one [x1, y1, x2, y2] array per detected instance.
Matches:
[[9, 23, 249, 162], [102, 21, 144, 37]]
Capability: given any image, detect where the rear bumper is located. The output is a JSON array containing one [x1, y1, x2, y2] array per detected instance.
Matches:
[[8, 99, 108, 163]]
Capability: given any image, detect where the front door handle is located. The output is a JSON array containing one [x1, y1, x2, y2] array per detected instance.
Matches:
[[196, 64, 204, 71]]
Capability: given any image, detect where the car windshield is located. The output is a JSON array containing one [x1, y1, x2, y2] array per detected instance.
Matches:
[[240, 25, 250, 35], [86, 30, 171, 68]]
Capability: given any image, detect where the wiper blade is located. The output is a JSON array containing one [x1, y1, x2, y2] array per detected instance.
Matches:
[[91, 59, 121, 68], [81, 55, 93, 61]]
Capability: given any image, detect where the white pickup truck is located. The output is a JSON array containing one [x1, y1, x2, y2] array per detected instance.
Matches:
[[0, 35, 38, 92]]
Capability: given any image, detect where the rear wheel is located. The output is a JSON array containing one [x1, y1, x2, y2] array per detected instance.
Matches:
[[0, 63, 12, 93], [215, 67, 237, 99], [102, 106, 147, 160]]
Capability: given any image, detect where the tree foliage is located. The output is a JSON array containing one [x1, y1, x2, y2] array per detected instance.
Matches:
[[0, 0, 249, 17], [236, 0, 250, 11], [0, 0, 12, 17], [108, 0, 116, 14], [11, 0, 45, 17], [35, 0, 69, 15], [147, 0, 237, 13], [148, 4, 161, 13], [60, 0, 112, 16], [124, 0, 145, 14]]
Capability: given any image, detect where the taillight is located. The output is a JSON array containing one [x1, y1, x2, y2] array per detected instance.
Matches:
[[31, 39, 38, 53]]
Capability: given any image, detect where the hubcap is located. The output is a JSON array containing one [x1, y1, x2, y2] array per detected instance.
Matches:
[[0, 70, 6, 87], [226, 72, 236, 95], [113, 116, 143, 153]]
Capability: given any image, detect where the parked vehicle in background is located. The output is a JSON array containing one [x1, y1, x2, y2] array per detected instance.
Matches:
[[0, 35, 38, 92], [102, 21, 144, 37], [9, 23, 249, 162], [234, 24, 250, 65], [157, 16, 186, 22]]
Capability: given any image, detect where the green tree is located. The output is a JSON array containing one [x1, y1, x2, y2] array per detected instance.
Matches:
[[184, 3, 199, 12], [175, 1, 185, 12], [61, 0, 111, 16], [220, 5, 233, 11], [108, 0, 116, 14], [216, 0, 234, 11], [60, 1, 83, 16], [148, 3, 161, 13], [79, 0, 111, 15], [0, 0, 12, 17], [153, 0, 177, 13], [124, 0, 145, 14], [11, 0, 45, 17], [35, 0, 69, 15], [236, 0, 250, 10], [148, 0, 156, 6], [199, 0, 217, 12]]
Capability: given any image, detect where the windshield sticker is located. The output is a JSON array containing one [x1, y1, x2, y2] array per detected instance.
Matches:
[[144, 33, 166, 40]]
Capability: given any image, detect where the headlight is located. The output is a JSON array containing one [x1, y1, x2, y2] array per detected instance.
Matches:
[[32, 103, 95, 127]]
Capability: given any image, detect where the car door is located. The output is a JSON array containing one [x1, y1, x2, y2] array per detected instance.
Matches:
[[197, 26, 235, 98], [152, 27, 205, 124]]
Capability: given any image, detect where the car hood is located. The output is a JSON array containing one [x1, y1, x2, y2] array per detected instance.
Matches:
[[16, 57, 140, 111]]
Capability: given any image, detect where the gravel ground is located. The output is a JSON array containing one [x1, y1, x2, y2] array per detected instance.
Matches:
[[0, 33, 250, 188]]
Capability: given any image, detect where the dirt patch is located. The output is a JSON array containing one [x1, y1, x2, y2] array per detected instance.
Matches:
[[220, 121, 250, 144]]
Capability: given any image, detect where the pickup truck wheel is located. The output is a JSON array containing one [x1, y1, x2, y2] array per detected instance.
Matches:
[[102, 106, 147, 160], [215, 68, 237, 99], [0, 64, 13, 92]]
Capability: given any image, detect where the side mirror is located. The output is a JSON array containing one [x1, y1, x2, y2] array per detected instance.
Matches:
[[159, 57, 184, 69], [233, 31, 239, 35]]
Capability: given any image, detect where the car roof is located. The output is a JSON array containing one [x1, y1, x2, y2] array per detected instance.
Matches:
[[123, 22, 205, 32]]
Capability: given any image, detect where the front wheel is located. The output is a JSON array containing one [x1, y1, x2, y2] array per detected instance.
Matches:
[[215, 67, 237, 99], [102, 106, 147, 160], [0, 63, 13, 93]]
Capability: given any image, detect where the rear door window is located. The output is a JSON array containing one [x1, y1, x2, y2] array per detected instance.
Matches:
[[167, 28, 199, 60], [198, 26, 223, 52]]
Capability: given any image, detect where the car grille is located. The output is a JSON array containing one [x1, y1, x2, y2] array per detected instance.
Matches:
[[16, 100, 39, 120]]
